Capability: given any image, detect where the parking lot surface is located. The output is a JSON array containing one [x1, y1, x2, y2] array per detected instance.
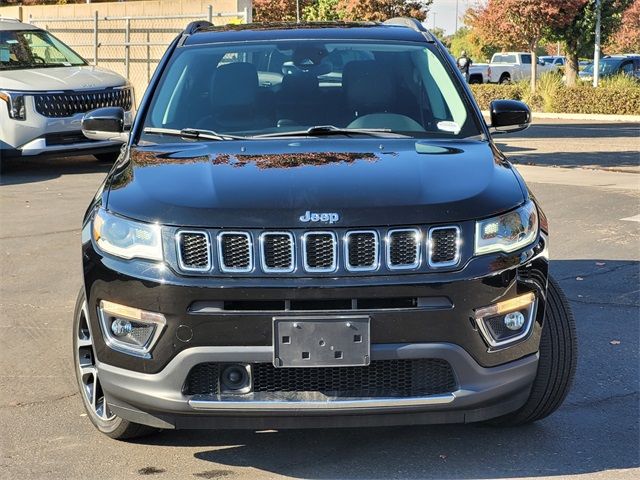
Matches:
[[1, 119, 639, 479]]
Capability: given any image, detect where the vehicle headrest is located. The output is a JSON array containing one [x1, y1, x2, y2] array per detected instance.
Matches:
[[211, 62, 258, 108], [280, 73, 320, 98], [342, 60, 395, 114]]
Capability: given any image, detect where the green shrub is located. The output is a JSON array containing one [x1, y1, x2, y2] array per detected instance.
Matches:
[[469, 81, 640, 115]]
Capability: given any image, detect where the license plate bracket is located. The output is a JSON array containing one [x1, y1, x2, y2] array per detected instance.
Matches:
[[273, 316, 370, 368]]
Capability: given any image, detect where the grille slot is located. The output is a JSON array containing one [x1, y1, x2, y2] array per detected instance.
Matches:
[[428, 226, 460, 267], [345, 231, 378, 271], [387, 229, 421, 269], [303, 232, 337, 272], [218, 232, 253, 272], [176, 231, 211, 271], [261, 232, 295, 272], [33, 88, 133, 118], [184, 359, 457, 397]]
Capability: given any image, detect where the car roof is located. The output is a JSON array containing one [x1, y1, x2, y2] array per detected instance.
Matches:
[[0, 18, 41, 31], [183, 22, 430, 46]]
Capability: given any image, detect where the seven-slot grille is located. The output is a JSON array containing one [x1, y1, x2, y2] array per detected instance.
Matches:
[[261, 232, 295, 272], [218, 232, 253, 272], [33, 88, 133, 118], [176, 231, 210, 271], [174, 227, 460, 274], [184, 359, 457, 397], [303, 232, 337, 272], [429, 227, 460, 266]]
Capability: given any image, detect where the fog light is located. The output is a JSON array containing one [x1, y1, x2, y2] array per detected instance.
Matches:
[[98, 300, 166, 358], [504, 311, 526, 331], [111, 318, 133, 336]]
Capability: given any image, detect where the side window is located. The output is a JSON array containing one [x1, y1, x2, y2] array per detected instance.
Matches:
[[621, 61, 633, 75], [521, 54, 531, 64]]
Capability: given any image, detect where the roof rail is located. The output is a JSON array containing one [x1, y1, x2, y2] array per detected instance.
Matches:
[[184, 20, 213, 35], [383, 17, 427, 32]]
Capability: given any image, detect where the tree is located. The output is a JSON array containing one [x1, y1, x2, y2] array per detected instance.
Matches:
[[338, 0, 432, 22], [605, 0, 640, 53], [470, 0, 585, 91], [254, 0, 303, 22], [449, 26, 498, 63], [303, 0, 343, 21], [549, 0, 631, 86]]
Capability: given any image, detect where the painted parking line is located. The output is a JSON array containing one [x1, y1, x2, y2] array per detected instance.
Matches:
[[620, 214, 640, 222]]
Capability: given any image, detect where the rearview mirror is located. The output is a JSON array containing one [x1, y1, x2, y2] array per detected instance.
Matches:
[[488, 100, 531, 134], [82, 107, 130, 143]]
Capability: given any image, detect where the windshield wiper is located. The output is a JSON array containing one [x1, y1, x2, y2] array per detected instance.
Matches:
[[252, 125, 409, 139], [143, 127, 245, 141]]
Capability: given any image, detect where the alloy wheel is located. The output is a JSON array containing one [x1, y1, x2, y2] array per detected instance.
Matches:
[[76, 301, 115, 421]]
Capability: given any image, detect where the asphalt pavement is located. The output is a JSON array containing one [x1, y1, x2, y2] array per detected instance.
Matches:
[[0, 119, 638, 479]]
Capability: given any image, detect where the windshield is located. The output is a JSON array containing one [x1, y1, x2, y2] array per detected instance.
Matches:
[[582, 58, 622, 75], [0, 29, 86, 70], [141, 40, 480, 141]]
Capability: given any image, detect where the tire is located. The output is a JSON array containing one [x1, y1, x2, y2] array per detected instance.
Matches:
[[499, 74, 511, 84], [490, 275, 577, 426], [469, 75, 482, 85], [73, 288, 159, 440], [94, 152, 120, 163]]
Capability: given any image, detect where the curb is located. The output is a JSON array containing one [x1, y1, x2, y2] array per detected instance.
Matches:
[[481, 110, 640, 122]]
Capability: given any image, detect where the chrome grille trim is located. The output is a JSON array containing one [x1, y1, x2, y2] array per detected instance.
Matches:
[[344, 230, 380, 272], [260, 232, 295, 273], [217, 232, 254, 273], [175, 230, 211, 272], [302, 231, 338, 273], [428, 226, 461, 268], [386, 228, 421, 270]]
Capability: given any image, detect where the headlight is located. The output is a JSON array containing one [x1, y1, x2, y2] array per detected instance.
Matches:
[[0, 90, 26, 120], [92, 208, 163, 261], [475, 201, 538, 255]]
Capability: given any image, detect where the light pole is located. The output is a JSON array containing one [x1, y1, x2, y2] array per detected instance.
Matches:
[[455, 0, 459, 33], [432, 12, 437, 30], [593, 0, 602, 87]]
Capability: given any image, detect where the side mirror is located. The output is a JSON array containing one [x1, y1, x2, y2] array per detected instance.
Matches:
[[82, 107, 129, 143], [488, 99, 531, 134]]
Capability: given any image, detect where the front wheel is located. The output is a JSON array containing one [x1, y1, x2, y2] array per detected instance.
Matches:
[[499, 74, 511, 84], [73, 288, 158, 440], [490, 276, 577, 426]]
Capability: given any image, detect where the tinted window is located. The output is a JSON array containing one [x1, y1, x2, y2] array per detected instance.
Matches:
[[521, 54, 531, 64], [142, 41, 480, 140]]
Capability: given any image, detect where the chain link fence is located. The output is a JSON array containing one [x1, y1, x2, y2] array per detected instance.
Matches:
[[26, 6, 249, 103]]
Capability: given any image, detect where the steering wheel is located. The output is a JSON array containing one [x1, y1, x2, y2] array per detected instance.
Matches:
[[32, 55, 46, 64]]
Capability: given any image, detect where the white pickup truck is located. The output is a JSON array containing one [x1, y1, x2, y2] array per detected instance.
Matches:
[[487, 52, 553, 84], [468, 63, 490, 84]]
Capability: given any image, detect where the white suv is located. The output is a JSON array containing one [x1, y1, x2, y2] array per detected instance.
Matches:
[[0, 18, 133, 165]]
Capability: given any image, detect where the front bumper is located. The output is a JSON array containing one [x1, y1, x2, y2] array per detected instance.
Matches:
[[0, 97, 124, 158], [82, 229, 548, 428], [100, 344, 538, 429]]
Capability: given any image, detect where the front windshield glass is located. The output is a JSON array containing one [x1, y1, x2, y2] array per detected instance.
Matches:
[[0, 29, 86, 70], [142, 40, 480, 140], [582, 58, 621, 75]]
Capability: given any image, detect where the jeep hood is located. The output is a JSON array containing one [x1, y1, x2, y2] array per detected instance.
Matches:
[[0, 65, 127, 91], [106, 139, 525, 228]]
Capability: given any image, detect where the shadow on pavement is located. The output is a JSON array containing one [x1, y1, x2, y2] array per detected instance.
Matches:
[[0, 155, 111, 186], [500, 148, 640, 169], [129, 259, 639, 479], [512, 122, 640, 139]]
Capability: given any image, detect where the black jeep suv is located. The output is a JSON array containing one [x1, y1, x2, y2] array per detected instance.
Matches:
[[74, 19, 576, 439]]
